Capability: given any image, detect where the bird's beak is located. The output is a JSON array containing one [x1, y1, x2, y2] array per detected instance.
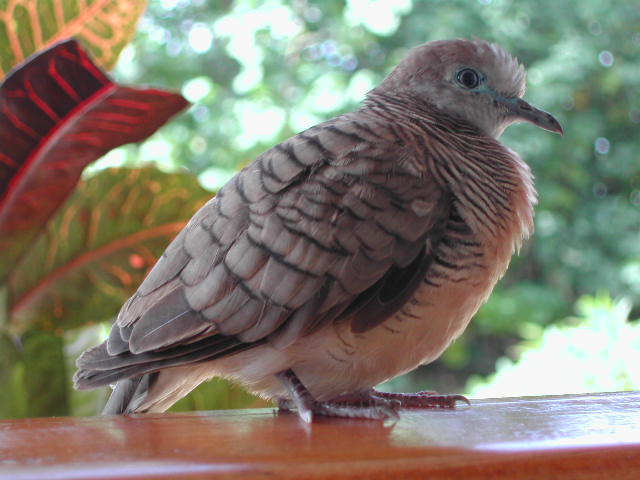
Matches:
[[499, 96, 564, 135]]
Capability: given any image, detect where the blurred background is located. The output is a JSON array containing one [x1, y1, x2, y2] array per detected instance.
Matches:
[[2, 0, 639, 418]]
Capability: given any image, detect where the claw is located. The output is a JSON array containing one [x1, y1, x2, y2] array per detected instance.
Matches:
[[276, 369, 470, 422], [373, 389, 471, 409], [277, 369, 401, 422], [451, 394, 471, 407]]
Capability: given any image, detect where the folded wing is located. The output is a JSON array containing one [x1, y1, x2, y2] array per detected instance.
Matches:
[[74, 113, 450, 389]]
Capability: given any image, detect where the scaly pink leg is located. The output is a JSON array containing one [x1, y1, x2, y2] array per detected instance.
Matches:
[[276, 369, 400, 422], [276, 370, 469, 422], [370, 389, 470, 409]]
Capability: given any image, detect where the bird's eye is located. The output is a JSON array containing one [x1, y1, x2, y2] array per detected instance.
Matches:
[[456, 68, 480, 89]]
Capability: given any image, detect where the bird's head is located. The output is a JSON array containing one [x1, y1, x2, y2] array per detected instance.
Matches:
[[377, 38, 563, 138]]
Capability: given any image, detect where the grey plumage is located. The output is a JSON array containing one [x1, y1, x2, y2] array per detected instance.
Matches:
[[74, 38, 561, 421]]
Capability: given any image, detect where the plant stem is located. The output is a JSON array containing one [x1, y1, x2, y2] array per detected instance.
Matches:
[[0, 284, 8, 330]]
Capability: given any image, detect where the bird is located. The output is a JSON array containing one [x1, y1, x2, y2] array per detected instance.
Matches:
[[74, 38, 562, 423]]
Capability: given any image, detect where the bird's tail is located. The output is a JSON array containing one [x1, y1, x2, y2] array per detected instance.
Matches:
[[102, 373, 157, 415], [74, 337, 261, 415]]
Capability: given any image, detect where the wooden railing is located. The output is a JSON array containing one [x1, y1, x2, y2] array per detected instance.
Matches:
[[1, 391, 639, 479]]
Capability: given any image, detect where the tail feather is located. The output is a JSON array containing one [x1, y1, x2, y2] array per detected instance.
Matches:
[[74, 336, 255, 390], [77, 334, 239, 374], [74, 334, 264, 414], [102, 374, 157, 414]]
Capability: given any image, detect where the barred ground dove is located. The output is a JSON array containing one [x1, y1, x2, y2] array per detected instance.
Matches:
[[75, 38, 562, 422]]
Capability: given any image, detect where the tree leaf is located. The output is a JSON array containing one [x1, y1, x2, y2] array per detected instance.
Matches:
[[22, 329, 69, 417], [0, 0, 147, 78], [0, 39, 189, 281], [8, 167, 213, 333], [0, 331, 26, 418], [0, 328, 71, 419]]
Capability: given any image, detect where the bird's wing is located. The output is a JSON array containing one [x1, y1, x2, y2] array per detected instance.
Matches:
[[75, 113, 450, 386]]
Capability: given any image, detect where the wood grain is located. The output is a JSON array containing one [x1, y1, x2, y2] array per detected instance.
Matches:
[[1, 391, 639, 479]]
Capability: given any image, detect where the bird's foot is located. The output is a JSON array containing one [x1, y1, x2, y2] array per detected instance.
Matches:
[[276, 369, 399, 423], [276, 369, 468, 422], [370, 389, 470, 409]]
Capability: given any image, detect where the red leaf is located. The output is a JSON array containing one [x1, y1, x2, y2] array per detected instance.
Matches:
[[0, 39, 189, 281]]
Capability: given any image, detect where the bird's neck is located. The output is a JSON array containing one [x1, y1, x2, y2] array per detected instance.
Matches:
[[365, 89, 481, 133], [363, 90, 536, 254]]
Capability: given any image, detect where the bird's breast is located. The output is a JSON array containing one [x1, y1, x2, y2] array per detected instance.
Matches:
[[284, 224, 515, 400], [210, 155, 534, 402], [202, 226, 513, 403]]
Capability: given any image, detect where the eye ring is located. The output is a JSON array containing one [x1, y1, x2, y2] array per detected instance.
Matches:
[[456, 68, 480, 89]]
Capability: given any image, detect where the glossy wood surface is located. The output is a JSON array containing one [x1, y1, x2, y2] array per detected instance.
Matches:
[[1, 391, 639, 479]]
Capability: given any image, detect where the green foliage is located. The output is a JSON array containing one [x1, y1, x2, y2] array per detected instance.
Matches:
[[1, 329, 70, 418], [0, 331, 24, 418], [1, 168, 217, 418], [169, 378, 272, 413], [0, 0, 147, 78], [467, 293, 640, 397], [8, 167, 212, 335], [22, 330, 69, 417]]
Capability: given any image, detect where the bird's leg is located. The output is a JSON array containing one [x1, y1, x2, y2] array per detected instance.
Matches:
[[277, 397, 295, 411], [370, 389, 470, 409], [276, 369, 317, 423], [276, 369, 399, 423]]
